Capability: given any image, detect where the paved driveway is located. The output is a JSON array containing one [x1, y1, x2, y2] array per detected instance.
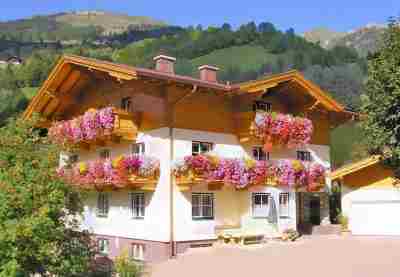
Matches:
[[151, 236, 400, 277]]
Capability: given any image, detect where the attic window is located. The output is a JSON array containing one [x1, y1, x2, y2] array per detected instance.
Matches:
[[121, 97, 132, 112], [253, 101, 271, 112]]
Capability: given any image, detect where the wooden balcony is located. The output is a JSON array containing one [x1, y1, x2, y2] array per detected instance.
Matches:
[[81, 108, 138, 148], [49, 107, 139, 149], [234, 111, 257, 143]]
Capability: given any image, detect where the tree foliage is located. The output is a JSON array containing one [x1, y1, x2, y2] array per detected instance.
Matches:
[[361, 18, 400, 171], [0, 116, 95, 276]]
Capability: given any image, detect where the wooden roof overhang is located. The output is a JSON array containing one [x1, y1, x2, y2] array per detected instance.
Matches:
[[23, 55, 357, 130], [233, 70, 358, 126], [329, 155, 383, 181], [23, 55, 231, 122]]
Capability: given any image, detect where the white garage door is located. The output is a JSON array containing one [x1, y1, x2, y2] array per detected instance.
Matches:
[[350, 200, 400, 235]]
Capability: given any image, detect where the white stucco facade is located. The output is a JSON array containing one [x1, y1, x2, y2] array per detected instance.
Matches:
[[79, 127, 172, 242], [76, 127, 330, 243]]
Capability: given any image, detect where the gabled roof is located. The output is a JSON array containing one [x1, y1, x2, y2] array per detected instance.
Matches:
[[330, 155, 383, 180], [236, 70, 345, 113], [24, 54, 353, 120]]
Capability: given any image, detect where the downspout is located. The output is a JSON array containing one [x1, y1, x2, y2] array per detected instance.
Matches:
[[169, 84, 198, 258]]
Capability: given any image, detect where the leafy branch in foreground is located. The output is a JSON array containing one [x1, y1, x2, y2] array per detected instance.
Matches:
[[0, 115, 95, 276]]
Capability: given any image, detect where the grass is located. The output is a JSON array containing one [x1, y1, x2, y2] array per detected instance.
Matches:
[[190, 45, 278, 73], [55, 12, 166, 34], [20, 87, 38, 99], [330, 122, 364, 168]]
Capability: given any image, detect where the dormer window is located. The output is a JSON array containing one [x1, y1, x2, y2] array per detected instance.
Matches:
[[253, 101, 271, 112], [121, 97, 132, 112]]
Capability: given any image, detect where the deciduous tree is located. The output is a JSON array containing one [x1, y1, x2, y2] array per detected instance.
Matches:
[[361, 18, 400, 172], [0, 116, 95, 276]]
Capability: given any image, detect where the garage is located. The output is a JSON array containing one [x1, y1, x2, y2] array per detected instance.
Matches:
[[330, 155, 400, 236], [350, 197, 400, 235]]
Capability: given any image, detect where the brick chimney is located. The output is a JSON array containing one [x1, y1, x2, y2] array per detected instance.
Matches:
[[198, 65, 219, 83], [153, 55, 176, 74]]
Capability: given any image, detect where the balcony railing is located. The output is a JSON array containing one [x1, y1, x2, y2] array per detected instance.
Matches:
[[48, 107, 138, 147], [57, 155, 160, 190], [173, 154, 325, 192]]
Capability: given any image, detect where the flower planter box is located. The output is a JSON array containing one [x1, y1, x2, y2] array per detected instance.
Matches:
[[49, 107, 138, 148]]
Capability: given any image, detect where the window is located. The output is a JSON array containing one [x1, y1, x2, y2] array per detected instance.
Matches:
[[252, 146, 269, 161], [98, 238, 110, 255], [132, 142, 145, 155], [192, 193, 214, 220], [99, 149, 111, 159], [192, 141, 213, 156], [69, 153, 79, 164], [252, 193, 270, 218], [297, 151, 311, 161], [253, 101, 271, 112], [121, 97, 132, 112], [130, 193, 145, 218], [279, 192, 290, 218], [97, 193, 109, 217], [129, 243, 145, 261]]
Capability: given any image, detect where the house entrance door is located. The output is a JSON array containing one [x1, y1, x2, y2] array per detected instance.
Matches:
[[309, 196, 321, 225]]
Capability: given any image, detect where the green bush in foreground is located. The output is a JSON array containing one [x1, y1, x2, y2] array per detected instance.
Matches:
[[0, 116, 95, 276]]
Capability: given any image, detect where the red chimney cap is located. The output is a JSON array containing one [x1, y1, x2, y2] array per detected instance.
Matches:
[[153, 55, 176, 62], [198, 65, 220, 71]]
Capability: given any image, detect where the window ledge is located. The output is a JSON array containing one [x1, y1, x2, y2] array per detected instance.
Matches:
[[132, 217, 145, 220], [192, 217, 215, 221], [96, 214, 108, 218]]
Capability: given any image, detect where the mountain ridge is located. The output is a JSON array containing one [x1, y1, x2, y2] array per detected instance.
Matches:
[[304, 24, 386, 56], [0, 10, 167, 41]]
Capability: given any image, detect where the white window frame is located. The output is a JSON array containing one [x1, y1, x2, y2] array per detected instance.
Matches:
[[130, 192, 145, 219], [132, 142, 145, 155], [252, 192, 271, 218], [279, 192, 290, 218], [192, 193, 214, 220], [252, 146, 269, 161], [98, 238, 110, 256], [297, 151, 311, 162], [253, 100, 272, 112], [192, 141, 213, 156], [129, 243, 145, 261], [97, 193, 109, 218]]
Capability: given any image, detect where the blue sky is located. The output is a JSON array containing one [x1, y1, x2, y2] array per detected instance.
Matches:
[[1, 0, 399, 33]]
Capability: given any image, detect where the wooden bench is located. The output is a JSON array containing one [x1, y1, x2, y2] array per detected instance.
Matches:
[[216, 225, 266, 245]]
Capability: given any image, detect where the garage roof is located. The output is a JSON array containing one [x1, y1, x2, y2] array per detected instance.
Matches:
[[330, 155, 383, 180]]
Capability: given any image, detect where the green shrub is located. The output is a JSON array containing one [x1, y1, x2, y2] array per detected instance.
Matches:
[[115, 250, 143, 277]]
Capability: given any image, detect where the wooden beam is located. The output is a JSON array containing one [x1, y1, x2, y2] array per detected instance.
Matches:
[[42, 98, 60, 117], [245, 82, 279, 94], [56, 70, 82, 97], [108, 71, 137, 82], [47, 64, 72, 93]]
